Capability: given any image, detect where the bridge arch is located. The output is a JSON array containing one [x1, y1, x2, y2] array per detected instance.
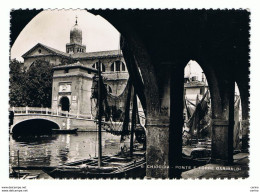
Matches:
[[12, 118, 60, 136]]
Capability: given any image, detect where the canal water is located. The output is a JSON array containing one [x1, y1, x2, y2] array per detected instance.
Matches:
[[10, 132, 127, 168]]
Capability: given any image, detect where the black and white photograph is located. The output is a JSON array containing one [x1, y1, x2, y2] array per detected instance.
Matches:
[[8, 8, 250, 179], [1, 1, 260, 191]]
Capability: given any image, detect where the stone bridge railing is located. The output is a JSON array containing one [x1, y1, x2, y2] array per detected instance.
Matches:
[[10, 107, 93, 120]]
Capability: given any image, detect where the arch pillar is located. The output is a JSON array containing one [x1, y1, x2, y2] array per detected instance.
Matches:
[[121, 31, 185, 178], [146, 116, 170, 178], [168, 64, 184, 179], [143, 63, 184, 179], [211, 119, 231, 163], [120, 35, 173, 178], [211, 78, 235, 164]]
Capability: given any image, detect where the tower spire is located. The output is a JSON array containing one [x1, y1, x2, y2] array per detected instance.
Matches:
[[66, 15, 86, 53]]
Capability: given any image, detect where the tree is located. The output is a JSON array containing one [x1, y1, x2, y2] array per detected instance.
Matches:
[[60, 57, 75, 65], [9, 59, 27, 106], [25, 60, 53, 107], [9, 59, 53, 108]]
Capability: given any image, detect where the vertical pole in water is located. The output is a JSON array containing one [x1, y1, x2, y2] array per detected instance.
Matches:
[[17, 150, 20, 179], [98, 60, 102, 167], [130, 89, 137, 158]]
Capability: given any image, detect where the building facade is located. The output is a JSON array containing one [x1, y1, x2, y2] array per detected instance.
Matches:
[[183, 72, 209, 122], [21, 19, 129, 115], [52, 63, 97, 116]]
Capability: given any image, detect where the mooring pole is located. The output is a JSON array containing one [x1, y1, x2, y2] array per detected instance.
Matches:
[[130, 89, 137, 158], [97, 60, 102, 167], [17, 150, 20, 179]]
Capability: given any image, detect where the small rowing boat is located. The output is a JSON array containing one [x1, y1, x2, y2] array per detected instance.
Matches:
[[42, 154, 146, 179], [52, 128, 78, 134], [12, 151, 146, 179]]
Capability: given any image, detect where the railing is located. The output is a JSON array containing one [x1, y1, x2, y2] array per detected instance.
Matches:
[[9, 107, 92, 120]]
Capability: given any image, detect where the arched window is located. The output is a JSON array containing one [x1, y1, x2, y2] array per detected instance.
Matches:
[[116, 61, 120, 71], [111, 61, 126, 72], [111, 63, 114, 72], [92, 62, 105, 72], [122, 63, 126, 71]]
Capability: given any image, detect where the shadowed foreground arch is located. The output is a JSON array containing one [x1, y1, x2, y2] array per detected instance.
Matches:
[[90, 9, 249, 178]]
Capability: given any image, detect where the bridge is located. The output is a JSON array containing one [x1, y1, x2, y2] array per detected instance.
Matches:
[[10, 107, 98, 134]]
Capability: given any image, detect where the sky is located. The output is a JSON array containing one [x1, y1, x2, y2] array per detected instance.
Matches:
[[11, 9, 121, 61], [11, 9, 205, 81]]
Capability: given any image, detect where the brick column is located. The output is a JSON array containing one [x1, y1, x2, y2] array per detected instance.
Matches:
[[211, 119, 230, 164], [211, 79, 235, 164], [146, 116, 170, 179]]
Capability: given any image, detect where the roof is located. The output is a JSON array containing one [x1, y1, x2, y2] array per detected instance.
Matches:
[[42, 44, 71, 57], [184, 81, 207, 88], [22, 43, 123, 60], [53, 61, 98, 73], [22, 43, 71, 58], [71, 50, 123, 59]]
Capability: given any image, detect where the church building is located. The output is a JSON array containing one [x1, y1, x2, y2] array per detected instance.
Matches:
[[21, 18, 129, 116]]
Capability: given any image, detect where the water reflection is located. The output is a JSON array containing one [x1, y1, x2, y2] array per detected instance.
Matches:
[[10, 132, 123, 168], [12, 134, 58, 145]]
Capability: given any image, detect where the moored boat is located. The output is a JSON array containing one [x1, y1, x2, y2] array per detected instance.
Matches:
[[12, 150, 146, 179], [52, 128, 78, 134], [41, 153, 146, 179]]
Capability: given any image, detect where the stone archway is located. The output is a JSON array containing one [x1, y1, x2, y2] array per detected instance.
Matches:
[[10, 9, 250, 179], [60, 96, 70, 112]]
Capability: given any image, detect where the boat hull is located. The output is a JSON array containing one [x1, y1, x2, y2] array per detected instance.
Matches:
[[43, 163, 146, 179], [52, 128, 78, 134], [42, 156, 146, 179]]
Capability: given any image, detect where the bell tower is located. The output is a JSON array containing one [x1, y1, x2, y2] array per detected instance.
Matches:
[[66, 16, 86, 54]]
